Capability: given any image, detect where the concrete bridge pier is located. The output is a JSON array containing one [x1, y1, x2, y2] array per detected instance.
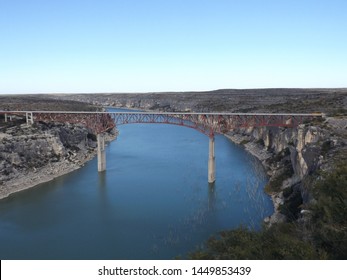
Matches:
[[97, 133, 106, 172], [208, 135, 216, 183], [26, 112, 33, 125], [4, 114, 14, 122]]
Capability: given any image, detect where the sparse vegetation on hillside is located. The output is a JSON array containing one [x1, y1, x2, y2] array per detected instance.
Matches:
[[309, 164, 347, 259], [0, 95, 100, 111], [46, 88, 347, 115], [189, 163, 347, 260]]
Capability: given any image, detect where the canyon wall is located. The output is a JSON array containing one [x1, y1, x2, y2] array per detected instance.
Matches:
[[0, 121, 115, 199], [226, 122, 335, 224]]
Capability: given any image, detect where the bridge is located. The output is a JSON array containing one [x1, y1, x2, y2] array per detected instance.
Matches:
[[0, 110, 322, 183]]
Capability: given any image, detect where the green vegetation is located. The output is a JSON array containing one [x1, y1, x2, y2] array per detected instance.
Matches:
[[264, 147, 293, 195], [240, 139, 249, 145], [321, 140, 333, 155], [264, 164, 294, 194], [266, 147, 290, 165], [309, 164, 347, 259], [330, 108, 347, 117], [278, 188, 303, 221], [189, 224, 322, 260], [255, 138, 265, 146], [190, 163, 347, 260]]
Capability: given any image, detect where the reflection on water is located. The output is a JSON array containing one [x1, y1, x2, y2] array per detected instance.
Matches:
[[207, 184, 216, 211], [98, 172, 107, 188], [0, 112, 273, 259]]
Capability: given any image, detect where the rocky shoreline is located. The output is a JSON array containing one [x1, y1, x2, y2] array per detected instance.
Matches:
[[0, 121, 116, 200], [0, 154, 89, 200], [224, 118, 346, 226], [224, 132, 286, 224]]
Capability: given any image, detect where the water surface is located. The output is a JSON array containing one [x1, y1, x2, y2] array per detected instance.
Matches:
[[0, 111, 273, 259]]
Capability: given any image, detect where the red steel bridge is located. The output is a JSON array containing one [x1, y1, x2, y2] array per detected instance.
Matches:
[[0, 110, 322, 183]]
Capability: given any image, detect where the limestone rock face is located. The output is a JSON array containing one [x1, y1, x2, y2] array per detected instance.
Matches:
[[0, 123, 103, 198], [294, 126, 321, 178], [226, 123, 330, 225], [247, 125, 322, 180]]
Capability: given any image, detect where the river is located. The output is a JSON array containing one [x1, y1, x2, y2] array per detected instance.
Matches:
[[0, 109, 273, 259]]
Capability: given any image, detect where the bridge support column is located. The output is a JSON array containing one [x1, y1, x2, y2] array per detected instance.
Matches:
[[97, 133, 106, 172], [26, 112, 33, 125], [4, 113, 8, 122], [208, 135, 215, 184]]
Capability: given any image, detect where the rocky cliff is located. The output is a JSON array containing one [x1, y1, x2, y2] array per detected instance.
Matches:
[[0, 121, 115, 199], [226, 117, 346, 224]]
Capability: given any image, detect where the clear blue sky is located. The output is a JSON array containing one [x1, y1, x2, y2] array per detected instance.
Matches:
[[0, 0, 346, 93]]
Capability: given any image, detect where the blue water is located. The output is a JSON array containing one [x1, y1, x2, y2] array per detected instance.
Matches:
[[0, 110, 273, 259]]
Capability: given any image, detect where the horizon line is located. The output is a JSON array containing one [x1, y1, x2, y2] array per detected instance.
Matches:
[[1, 87, 347, 95]]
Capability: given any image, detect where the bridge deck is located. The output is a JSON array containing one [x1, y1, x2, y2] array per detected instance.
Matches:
[[0, 110, 323, 117]]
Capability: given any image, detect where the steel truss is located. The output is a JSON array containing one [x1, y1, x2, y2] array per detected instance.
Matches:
[[0, 111, 321, 136], [110, 112, 319, 137]]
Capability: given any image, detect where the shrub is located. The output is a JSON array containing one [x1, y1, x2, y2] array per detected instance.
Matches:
[[279, 190, 303, 221], [321, 140, 332, 155], [189, 162, 347, 260], [265, 164, 294, 194], [256, 139, 265, 146], [240, 139, 249, 145], [310, 164, 347, 259], [189, 224, 322, 260], [283, 186, 293, 198]]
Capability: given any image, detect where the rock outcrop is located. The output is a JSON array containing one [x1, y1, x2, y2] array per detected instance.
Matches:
[[0, 121, 115, 199], [226, 119, 345, 225]]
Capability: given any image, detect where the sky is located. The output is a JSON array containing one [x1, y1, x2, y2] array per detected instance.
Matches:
[[0, 0, 346, 93]]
